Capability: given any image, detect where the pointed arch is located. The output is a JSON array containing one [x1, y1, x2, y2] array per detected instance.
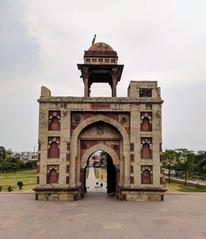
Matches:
[[81, 143, 119, 168], [141, 170, 152, 184], [69, 115, 130, 187], [141, 143, 152, 159], [49, 117, 60, 130], [48, 142, 60, 158], [71, 115, 129, 141], [47, 169, 59, 184], [141, 117, 151, 131]]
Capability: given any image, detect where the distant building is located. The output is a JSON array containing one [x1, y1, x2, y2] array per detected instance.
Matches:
[[197, 150, 206, 155], [35, 42, 165, 201], [20, 152, 38, 161]]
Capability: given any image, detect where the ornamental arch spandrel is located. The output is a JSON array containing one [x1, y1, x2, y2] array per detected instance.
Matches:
[[69, 115, 130, 188]]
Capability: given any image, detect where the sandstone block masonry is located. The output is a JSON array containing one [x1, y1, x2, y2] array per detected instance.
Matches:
[[34, 42, 166, 201]]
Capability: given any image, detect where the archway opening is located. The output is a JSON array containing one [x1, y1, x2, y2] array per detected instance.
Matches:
[[82, 150, 117, 196]]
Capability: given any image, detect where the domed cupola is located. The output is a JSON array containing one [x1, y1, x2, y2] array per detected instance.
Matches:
[[78, 42, 124, 97], [84, 42, 118, 65]]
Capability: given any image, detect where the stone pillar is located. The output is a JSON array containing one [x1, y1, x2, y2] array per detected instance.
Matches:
[[38, 103, 49, 185], [82, 67, 89, 97], [84, 78, 89, 97], [112, 78, 117, 97], [112, 68, 118, 97]]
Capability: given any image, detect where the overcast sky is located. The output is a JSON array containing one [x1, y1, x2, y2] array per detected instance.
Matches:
[[0, 0, 206, 152]]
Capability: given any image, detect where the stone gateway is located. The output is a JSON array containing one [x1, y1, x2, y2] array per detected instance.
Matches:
[[34, 42, 166, 201]]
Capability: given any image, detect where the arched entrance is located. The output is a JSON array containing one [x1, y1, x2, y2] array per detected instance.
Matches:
[[70, 115, 130, 189], [80, 147, 120, 198], [74, 120, 122, 199]]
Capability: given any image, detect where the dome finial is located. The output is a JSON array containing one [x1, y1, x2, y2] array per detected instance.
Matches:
[[92, 34, 96, 45]]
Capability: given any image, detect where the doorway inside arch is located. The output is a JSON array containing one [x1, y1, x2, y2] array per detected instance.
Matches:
[[81, 150, 117, 197]]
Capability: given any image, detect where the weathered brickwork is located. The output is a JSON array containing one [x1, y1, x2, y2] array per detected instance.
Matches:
[[34, 42, 166, 201]]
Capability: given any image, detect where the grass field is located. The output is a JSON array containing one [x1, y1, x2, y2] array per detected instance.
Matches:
[[1, 169, 206, 193], [166, 182, 206, 192], [0, 170, 36, 192]]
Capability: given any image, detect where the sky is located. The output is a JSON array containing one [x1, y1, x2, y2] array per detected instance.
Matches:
[[0, 0, 206, 152]]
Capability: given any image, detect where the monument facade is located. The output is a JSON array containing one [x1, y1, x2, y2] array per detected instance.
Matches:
[[34, 42, 166, 201]]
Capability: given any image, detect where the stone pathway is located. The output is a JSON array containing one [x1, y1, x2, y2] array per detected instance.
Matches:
[[86, 167, 107, 192], [86, 167, 97, 191], [0, 192, 206, 239]]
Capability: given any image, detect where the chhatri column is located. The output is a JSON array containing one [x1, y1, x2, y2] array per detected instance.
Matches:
[[84, 78, 89, 97], [88, 82, 92, 97], [82, 67, 89, 97], [112, 68, 118, 97], [112, 78, 117, 97]]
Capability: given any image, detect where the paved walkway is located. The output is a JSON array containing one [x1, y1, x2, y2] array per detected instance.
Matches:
[[0, 192, 206, 239]]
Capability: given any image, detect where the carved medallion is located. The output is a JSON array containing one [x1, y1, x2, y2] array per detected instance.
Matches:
[[96, 124, 104, 135]]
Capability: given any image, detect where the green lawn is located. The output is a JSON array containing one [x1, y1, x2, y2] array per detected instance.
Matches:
[[0, 170, 36, 192], [1, 170, 206, 193], [166, 182, 206, 192]]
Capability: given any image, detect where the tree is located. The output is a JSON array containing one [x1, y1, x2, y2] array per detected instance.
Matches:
[[162, 149, 177, 183], [99, 151, 107, 168], [17, 181, 24, 190], [0, 146, 6, 160], [194, 151, 206, 179], [175, 148, 195, 185], [24, 160, 37, 170]]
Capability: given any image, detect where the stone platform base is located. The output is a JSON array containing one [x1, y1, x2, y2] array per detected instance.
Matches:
[[34, 186, 166, 201], [118, 187, 167, 201], [34, 187, 81, 201]]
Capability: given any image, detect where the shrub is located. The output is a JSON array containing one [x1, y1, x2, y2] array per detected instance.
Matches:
[[17, 181, 23, 190], [7, 185, 13, 192]]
